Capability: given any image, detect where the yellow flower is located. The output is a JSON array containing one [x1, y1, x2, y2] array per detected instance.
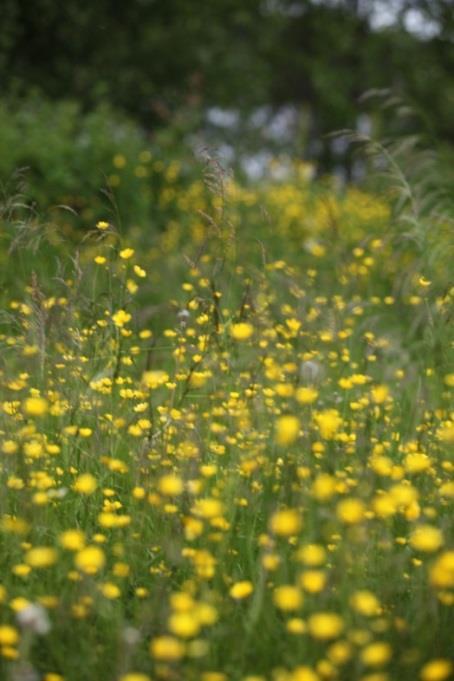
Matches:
[[230, 322, 254, 341], [142, 370, 169, 389], [25, 547, 58, 568], [13, 564, 31, 577], [291, 667, 319, 681], [127, 279, 138, 294], [371, 385, 389, 404], [350, 590, 380, 617], [404, 452, 431, 474], [229, 580, 254, 600], [273, 585, 303, 611], [275, 415, 300, 446], [168, 612, 201, 638], [314, 409, 341, 439], [113, 562, 130, 578], [98, 512, 131, 528], [170, 594, 195, 613], [96, 221, 110, 230], [2, 440, 19, 455], [336, 498, 366, 524], [201, 674, 227, 681], [112, 309, 132, 327], [307, 612, 344, 640], [430, 551, 454, 588], [327, 641, 352, 664], [437, 425, 454, 443], [194, 603, 218, 625], [149, 635, 185, 660], [99, 582, 121, 599], [119, 248, 135, 259], [390, 482, 418, 508], [369, 455, 393, 476], [113, 154, 126, 168], [23, 441, 44, 458], [192, 550, 217, 579], [312, 474, 337, 501], [10, 597, 31, 612], [410, 525, 444, 553], [286, 318, 301, 333], [73, 473, 97, 495], [420, 659, 453, 681], [189, 370, 211, 388], [0, 625, 19, 646], [286, 618, 307, 634], [296, 544, 326, 566], [439, 482, 454, 498], [361, 642, 392, 667], [299, 570, 326, 593], [120, 675, 151, 681], [75, 546, 105, 574], [1, 516, 29, 534], [133, 265, 147, 278], [270, 508, 302, 536], [262, 553, 280, 571], [192, 498, 224, 519], [23, 397, 48, 416], [158, 474, 184, 496], [295, 387, 318, 404], [183, 517, 204, 540], [59, 530, 85, 551]]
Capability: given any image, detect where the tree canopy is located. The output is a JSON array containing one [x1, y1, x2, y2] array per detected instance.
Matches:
[[1, 0, 453, 170]]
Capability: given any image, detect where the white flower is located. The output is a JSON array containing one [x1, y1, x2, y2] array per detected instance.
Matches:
[[16, 603, 51, 635], [122, 626, 141, 646], [300, 360, 323, 384]]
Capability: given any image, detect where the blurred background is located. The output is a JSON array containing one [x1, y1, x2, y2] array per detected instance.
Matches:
[[0, 0, 453, 226]]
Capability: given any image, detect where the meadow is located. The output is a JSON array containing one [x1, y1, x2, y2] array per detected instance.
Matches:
[[0, 152, 453, 681]]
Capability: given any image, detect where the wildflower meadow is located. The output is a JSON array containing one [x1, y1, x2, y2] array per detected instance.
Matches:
[[0, 153, 453, 681]]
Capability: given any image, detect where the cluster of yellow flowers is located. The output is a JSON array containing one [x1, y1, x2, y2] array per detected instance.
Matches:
[[0, 172, 452, 681]]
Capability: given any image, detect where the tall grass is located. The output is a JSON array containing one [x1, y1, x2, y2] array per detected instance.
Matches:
[[0, 133, 452, 681]]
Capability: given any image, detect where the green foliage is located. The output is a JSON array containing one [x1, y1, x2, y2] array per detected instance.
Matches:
[[1, 1, 453, 173], [0, 140, 453, 680], [0, 95, 201, 232], [0, 0, 273, 119]]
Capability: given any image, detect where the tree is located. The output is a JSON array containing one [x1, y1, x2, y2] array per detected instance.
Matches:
[[1, 0, 452, 173]]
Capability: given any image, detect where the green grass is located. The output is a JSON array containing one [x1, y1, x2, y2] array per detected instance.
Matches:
[[0, 156, 453, 681]]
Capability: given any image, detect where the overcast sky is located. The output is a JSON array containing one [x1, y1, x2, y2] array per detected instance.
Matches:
[[370, 0, 440, 37]]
